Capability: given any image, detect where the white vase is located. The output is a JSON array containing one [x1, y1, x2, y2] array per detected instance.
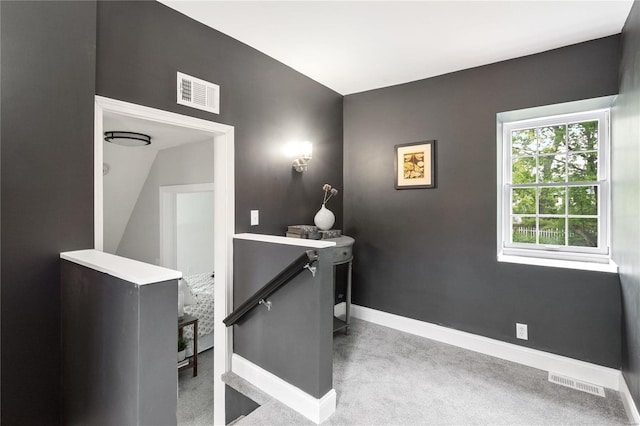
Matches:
[[178, 350, 186, 362], [314, 204, 335, 230]]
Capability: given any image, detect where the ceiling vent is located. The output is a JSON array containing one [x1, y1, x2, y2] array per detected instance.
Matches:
[[548, 372, 605, 397], [177, 72, 220, 114]]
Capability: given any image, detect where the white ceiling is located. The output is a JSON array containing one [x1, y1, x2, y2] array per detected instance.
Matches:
[[104, 112, 213, 150], [159, 1, 633, 95]]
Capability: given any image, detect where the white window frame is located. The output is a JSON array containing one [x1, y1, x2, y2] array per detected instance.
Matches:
[[497, 105, 616, 272]]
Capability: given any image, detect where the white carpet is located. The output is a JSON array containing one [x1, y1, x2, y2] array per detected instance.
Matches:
[[178, 348, 213, 426], [236, 318, 629, 425]]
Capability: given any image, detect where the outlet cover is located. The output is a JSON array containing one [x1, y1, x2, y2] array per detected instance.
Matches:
[[516, 323, 528, 340], [250, 210, 259, 226]]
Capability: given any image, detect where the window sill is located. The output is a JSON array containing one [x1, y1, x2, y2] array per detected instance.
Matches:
[[497, 253, 618, 273]]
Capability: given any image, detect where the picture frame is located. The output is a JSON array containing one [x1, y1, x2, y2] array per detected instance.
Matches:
[[394, 140, 436, 189]]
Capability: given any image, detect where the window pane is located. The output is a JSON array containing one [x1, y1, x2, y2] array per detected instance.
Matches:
[[538, 154, 566, 183], [512, 217, 536, 244], [512, 188, 536, 214], [512, 129, 536, 156], [568, 218, 598, 247], [512, 157, 537, 184], [568, 152, 597, 182], [539, 187, 565, 215], [539, 218, 565, 245], [568, 186, 598, 216], [568, 121, 598, 151], [538, 125, 566, 153]]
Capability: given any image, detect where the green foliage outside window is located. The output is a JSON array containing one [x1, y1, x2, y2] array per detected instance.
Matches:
[[511, 120, 599, 248]]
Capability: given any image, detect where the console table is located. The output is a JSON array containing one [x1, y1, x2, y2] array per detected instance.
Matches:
[[330, 236, 354, 335]]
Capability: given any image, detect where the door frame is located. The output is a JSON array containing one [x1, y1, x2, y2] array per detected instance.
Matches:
[[159, 183, 215, 271], [94, 96, 234, 425]]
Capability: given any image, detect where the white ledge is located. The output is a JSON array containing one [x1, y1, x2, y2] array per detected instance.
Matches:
[[498, 253, 618, 273], [234, 233, 336, 248], [60, 249, 182, 285]]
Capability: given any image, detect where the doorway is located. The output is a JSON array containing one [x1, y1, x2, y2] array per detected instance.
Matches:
[[94, 96, 234, 425], [160, 183, 215, 272]]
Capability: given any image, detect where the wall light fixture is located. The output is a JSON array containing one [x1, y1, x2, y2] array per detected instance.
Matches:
[[285, 141, 313, 173]]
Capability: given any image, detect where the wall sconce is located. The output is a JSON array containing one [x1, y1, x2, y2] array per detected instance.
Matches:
[[285, 141, 313, 173]]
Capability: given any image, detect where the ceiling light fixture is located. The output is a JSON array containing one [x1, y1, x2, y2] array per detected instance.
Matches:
[[104, 131, 151, 147]]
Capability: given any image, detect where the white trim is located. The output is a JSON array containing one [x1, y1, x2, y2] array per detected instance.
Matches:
[[160, 183, 215, 193], [350, 305, 621, 390], [94, 103, 105, 251], [60, 249, 182, 285], [93, 96, 235, 426], [95, 95, 229, 133], [497, 96, 617, 123], [231, 354, 336, 424], [619, 375, 640, 425], [214, 127, 235, 426], [497, 101, 614, 265], [497, 253, 618, 273], [234, 233, 336, 248]]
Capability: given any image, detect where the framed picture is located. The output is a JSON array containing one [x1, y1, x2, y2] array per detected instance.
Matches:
[[394, 140, 436, 189]]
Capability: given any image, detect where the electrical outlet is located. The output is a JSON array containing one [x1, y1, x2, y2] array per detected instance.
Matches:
[[250, 210, 259, 226], [516, 323, 528, 340]]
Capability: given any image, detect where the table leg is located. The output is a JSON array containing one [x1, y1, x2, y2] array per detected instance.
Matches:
[[193, 321, 198, 377], [345, 259, 352, 335]]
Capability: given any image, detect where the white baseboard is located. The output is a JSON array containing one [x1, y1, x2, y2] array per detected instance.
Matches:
[[350, 305, 621, 389], [619, 374, 640, 424], [231, 354, 336, 424]]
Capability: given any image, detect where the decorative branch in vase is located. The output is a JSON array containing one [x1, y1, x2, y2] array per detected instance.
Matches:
[[314, 183, 338, 230]]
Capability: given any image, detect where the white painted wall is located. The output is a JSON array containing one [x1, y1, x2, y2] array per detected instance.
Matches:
[[103, 143, 157, 254], [177, 191, 215, 276], [117, 140, 214, 264]]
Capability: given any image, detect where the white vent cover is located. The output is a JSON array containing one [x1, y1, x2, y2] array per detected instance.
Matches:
[[177, 72, 220, 114], [548, 372, 605, 397]]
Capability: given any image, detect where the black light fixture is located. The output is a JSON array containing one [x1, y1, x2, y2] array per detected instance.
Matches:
[[104, 131, 151, 147]]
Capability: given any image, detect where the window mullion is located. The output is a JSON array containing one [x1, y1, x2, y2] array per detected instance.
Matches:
[[510, 181, 599, 189], [564, 125, 569, 247], [535, 127, 540, 245]]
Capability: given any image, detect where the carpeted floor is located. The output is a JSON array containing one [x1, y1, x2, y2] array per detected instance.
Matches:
[[177, 348, 214, 426], [236, 318, 629, 425]]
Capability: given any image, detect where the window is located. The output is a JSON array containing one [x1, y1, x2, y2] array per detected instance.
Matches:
[[500, 109, 610, 266]]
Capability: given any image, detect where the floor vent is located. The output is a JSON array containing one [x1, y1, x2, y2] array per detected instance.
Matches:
[[177, 72, 220, 114], [548, 372, 605, 397]]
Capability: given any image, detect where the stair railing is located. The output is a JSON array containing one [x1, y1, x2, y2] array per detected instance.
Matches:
[[223, 250, 319, 327]]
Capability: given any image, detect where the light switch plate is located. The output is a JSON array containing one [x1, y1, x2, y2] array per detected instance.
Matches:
[[250, 210, 259, 226]]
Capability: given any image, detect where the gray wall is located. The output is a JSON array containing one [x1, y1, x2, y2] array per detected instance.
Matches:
[[96, 1, 344, 235], [225, 385, 259, 424], [61, 261, 177, 426], [233, 239, 334, 399], [613, 0, 640, 408], [117, 140, 214, 264], [138, 281, 179, 425], [1, 2, 97, 423], [344, 36, 622, 367], [1, 1, 344, 422]]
